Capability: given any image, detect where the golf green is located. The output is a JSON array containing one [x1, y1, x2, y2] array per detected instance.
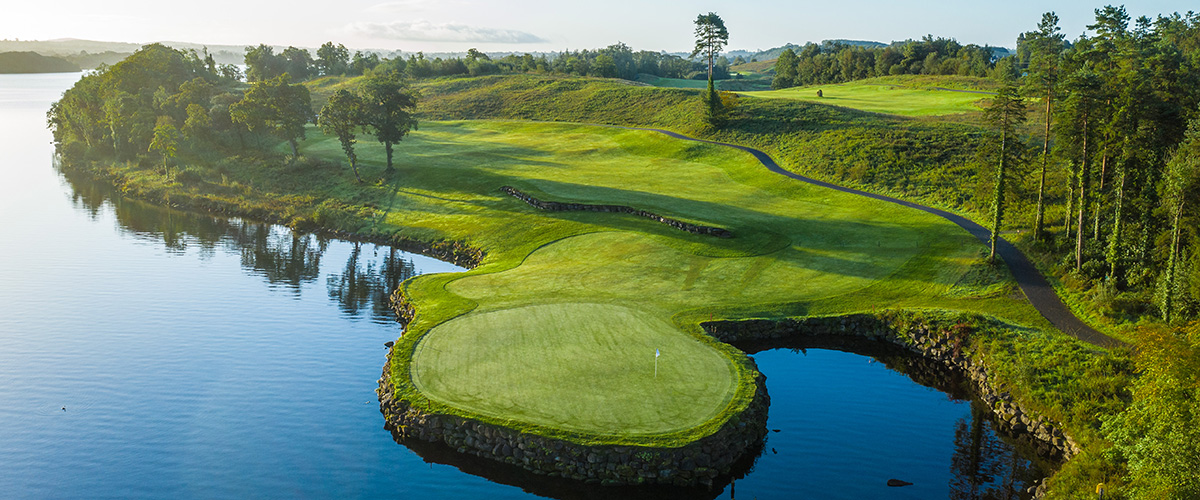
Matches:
[[411, 302, 736, 436]]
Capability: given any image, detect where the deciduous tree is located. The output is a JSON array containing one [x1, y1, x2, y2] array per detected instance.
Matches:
[[316, 42, 350, 77], [1160, 118, 1200, 322], [318, 89, 365, 182], [359, 76, 418, 174], [148, 122, 181, 173], [230, 74, 313, 159]]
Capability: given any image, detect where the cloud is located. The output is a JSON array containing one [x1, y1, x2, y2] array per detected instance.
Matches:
[[347, 20, 547, 44]]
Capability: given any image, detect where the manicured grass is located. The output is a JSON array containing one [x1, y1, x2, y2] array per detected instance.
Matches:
[[334, 121, 1047, 442], [412, 303, 735, 436], [740, 78, 992, 117], [93, 118, 1051, 446]]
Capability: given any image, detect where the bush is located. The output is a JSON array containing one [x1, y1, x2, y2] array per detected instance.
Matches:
[[174, 166, 205, 185]]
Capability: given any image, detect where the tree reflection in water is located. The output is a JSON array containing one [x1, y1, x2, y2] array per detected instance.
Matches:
[[949, 404, 1041, 500], [326, 243, 416, 321], [60, 164, 416, 323]]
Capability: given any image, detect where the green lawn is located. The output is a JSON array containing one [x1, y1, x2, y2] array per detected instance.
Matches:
[[740, 78, 993, 117], [412, 303, 736, 436], [301, 120, 1048, 443], [97, 118, 1050, 446]]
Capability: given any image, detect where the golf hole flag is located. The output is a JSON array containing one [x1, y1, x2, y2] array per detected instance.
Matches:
[[654, 348, 660, 377]]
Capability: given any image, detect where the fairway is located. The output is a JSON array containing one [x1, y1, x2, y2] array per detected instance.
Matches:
[[268, 119, 1055, 445], [412, 303, 736, 435], [310, 121, 1055, 444], [740, 81, 990, 116]]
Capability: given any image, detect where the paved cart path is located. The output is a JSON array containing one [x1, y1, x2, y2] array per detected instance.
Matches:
[[613, 125, 1122, 348]]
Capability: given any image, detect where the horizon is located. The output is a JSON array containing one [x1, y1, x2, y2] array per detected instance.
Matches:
[[4, 1, 1197, 56]]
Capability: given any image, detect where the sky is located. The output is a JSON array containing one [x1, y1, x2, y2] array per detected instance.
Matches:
[[3, 0, 1197, 54]]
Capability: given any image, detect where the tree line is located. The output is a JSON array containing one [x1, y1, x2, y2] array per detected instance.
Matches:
[[1010, 7, 1200, 325], [48, 43, 417, 181], [973, 10, 1199, 496], [243, 41, 732, 84], [771, 36, 1010, 89]]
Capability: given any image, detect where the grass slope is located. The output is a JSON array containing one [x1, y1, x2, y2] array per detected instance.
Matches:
[[318, 120, 1047, 443], [84, 117, 1052, 445], [635, 73, 773, 92], [740, 77, 995, 117], [410, 74, 1125, 345]]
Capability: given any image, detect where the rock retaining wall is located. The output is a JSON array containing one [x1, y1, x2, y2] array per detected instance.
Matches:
[[500, 186, 733, 238]]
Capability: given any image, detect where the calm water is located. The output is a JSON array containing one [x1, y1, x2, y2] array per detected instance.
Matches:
[[0, 72, 1043, 499]]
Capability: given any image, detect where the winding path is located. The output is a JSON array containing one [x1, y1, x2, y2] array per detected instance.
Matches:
[[612, 125, 1122, 348]]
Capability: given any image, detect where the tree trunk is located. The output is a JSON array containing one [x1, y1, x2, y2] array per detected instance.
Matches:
[[385, 141, 394, 174], [1064, 170, 1075, 236], [1107, 168, 1126, 281], [707, 46, 714, 81], [1163, 199, 1185, 323], [1034, 94, 1052, 239], [1094, 149, 1107, 240], [350, 157, 362, 183], [990, 114, 1007, 264], [1076, 116, 1089, 271], [289, 139, 299, 160]]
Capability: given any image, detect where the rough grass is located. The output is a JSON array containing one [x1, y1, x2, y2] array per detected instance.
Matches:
[[740, 77, 994, 117], [635, 73, 773, 92]]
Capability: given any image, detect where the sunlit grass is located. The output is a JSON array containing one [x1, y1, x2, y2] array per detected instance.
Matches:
[[98, 119, 1051, 445], [740, 77, 993, 117]]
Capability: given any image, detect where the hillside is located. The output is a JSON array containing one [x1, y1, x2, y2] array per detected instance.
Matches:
[[408, 74, 997, 216], [0, 51, 80, 73]]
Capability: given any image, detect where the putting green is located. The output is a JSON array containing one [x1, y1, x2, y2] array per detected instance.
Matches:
[[411, 303, 736, 435]]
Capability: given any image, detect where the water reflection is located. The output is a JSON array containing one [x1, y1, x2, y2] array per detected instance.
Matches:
[[737, 337, 1051, 500], [950, 405, 1040, 500], [58, 163, 416, 323], [327, 243, 417, 320]]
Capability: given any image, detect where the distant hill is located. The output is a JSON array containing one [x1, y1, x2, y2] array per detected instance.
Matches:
[[0, 51, 80, 73], [824, 39, 887, 48], [748, 44, 803, 62]]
